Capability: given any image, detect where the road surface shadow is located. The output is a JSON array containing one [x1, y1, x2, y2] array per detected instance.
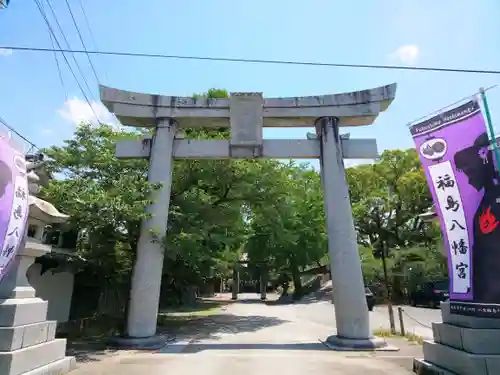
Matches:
[[159, 313, 289, 343], [159, 299, 231, 314], [292, 288, 333, 304], [173, 342, 328, 353], [210, 296, 282, 306], [225, 296, 314, 306], [66, 339, 119, 363]]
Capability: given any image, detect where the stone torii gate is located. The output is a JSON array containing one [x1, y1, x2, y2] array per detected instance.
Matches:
[[230, 259, 269, 300], [100, 83, 397, 349]]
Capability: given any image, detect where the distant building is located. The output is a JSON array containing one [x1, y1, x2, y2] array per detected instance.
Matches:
[[419, 205, 439, 223]]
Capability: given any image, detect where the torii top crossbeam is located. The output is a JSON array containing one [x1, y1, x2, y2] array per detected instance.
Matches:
[[99, 84, 397, 129]]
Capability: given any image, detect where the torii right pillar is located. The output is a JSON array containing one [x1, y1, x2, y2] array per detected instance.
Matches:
[[317, 117, 386, 349]]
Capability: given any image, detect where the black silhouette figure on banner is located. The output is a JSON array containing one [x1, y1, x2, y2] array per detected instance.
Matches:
[[455, 132, 500, 303], [0, 160, 11, 199]]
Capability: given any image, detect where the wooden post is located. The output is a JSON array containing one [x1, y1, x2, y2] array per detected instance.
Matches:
[[260, 266, 268, 300], [398, 307, 406, 336], [380, 240, 396, 334], [231, 268, 239, 300]]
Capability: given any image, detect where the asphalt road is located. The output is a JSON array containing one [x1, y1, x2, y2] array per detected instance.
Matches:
[[291, 300, 441, 339], [223, 293, 440, 339], [73, 293, 419, 375]]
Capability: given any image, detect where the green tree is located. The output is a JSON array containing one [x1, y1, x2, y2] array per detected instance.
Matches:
[[347, 149, 445, 301], [161, 88, 277, 297], [347, 149, 435, 253], [41, 124, 151, 321], [246, 162, 327, 298]]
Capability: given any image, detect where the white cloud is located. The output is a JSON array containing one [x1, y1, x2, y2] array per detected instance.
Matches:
[[345, 159, 375, 168], [0, 48, 12, 56], [40, 128, 54, 136], [389, 44, 420, 65], [58, 97, 123, 129]]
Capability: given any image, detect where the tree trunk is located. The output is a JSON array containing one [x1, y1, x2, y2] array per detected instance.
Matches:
[[381, 241, 396, 334], [120, 239, 137, 337], [119, 276, 132, 336], [291, 266, 303, 300]]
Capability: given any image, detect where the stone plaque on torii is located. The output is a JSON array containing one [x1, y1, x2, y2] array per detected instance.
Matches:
[[100, 83, 397, 350]]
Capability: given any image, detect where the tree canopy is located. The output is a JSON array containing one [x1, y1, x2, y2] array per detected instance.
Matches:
[[346, 149, 446, 296]]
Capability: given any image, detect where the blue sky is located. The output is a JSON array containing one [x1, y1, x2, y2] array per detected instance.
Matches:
[[0, 0, 499, 168]]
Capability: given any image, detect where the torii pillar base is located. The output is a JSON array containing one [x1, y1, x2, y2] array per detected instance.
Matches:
[[324, 335, 391, 351], [107, 335, 169, 350]]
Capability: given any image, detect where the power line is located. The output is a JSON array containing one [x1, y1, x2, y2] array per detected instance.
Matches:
[[2, 45, 500, 75], [48, 30, 68, 102], [42, 0, 97, 103], [76, 0, 108, 82], [407, 85, 498, 127], [0, 116, 38, 151], [63, 0, 101, 85], [76, 0, 98, 52], [43, 0, 68, 103], [33, 0, 100, 122]]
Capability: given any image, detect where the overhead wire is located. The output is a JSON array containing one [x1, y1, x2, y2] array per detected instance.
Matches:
[[76, 0, 108, 82], [33, 0, 100, 123], [50, 32, 68, 103], [41, 0, 97, 103], [406, 85, 498, 127], [2, 45, 500, 76], [0, 116, 39, 151], [45, 5, 68, 103], [63, 0, 101, 85]]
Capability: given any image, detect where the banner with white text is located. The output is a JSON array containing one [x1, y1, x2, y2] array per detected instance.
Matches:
[[0, 135, 28, 282], [411, 99, 500, 318]]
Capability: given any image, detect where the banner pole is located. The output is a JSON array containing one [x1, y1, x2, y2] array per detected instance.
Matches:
[[480, 87, 500, 172]]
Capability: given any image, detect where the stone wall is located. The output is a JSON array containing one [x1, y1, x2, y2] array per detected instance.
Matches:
[[26, 263, 74, 323]]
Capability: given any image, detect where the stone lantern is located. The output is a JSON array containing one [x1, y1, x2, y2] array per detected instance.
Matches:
[[0, 154, 75, 375]]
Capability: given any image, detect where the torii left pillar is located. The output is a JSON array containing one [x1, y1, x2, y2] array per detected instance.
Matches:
[[111, 119, 177, 347]]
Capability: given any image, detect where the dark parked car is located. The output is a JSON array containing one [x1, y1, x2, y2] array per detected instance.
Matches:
[[409, 280, 449, 308], [365, 287, 375, 311], [329, 287, 376, 311]]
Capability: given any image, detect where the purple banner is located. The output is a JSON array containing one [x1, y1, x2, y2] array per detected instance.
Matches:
[[0, 135, 28, 282], [410, 100, 500, 311]]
